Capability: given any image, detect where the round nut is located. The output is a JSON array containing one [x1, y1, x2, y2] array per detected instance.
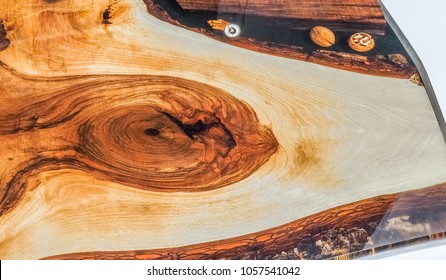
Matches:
[[310, 26, 335, 48], [348, 32, 375, 52]]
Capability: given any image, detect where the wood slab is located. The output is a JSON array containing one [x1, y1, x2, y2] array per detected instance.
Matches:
[[0, 0, 445, 259]]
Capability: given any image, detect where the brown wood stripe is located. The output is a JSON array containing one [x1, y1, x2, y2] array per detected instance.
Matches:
[[176, 0, 386, 26]]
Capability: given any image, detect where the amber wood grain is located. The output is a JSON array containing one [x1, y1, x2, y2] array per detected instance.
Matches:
[[175, 0, 386, 26], [0, 65, 277, 215], [0, 0, 446, 260]]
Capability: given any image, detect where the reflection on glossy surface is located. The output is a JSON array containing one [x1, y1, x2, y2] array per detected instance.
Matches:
[[359, 238, 446, 259]]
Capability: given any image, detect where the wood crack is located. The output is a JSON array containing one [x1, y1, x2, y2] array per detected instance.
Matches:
[[162, 112, 236, 151], [0, 19, 10, 51]]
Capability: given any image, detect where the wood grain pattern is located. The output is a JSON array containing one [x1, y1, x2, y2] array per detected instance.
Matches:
[[43, 183, 446, 260], [175, 0, 386, 27], [0, 0, 445, 259], [0, 66, 277, 216]]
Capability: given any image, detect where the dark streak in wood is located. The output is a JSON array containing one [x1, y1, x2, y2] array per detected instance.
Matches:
[[102, 7, 112, 24], [144, 128, 160, 136], [0, 19, 10, 51], [162, 112, 236, 150]]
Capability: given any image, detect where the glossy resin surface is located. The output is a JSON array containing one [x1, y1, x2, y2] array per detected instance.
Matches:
[[0, 0, 445, 259]]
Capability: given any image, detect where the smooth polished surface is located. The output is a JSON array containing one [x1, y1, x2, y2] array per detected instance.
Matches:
[[0, 0, 445, 259]]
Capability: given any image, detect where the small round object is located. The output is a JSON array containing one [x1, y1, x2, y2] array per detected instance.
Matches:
[[310, 26, 335, 47], [348, 32, 375, 52], [224, 23, 241, 38]]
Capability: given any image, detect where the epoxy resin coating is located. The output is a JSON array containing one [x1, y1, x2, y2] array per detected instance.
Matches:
[[0, 0, 445, 259]]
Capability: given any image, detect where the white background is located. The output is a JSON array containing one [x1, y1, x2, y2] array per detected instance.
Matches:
[[381, 0, 446, 123]]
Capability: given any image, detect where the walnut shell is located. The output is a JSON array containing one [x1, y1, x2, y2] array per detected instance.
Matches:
[[349, 32, 375, 52], [310, 26, 335, 48]]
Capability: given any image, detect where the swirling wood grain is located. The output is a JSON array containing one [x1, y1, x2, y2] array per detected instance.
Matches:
[[0, 65, 278, 215]]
